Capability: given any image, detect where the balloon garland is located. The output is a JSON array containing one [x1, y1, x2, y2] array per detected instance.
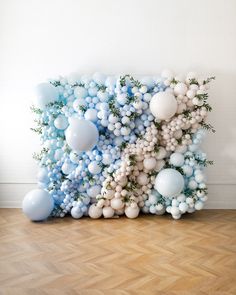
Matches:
[[23, 71, 215, 221]]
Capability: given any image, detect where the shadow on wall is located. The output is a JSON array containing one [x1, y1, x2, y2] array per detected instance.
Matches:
[[203, 70, 236, 183]]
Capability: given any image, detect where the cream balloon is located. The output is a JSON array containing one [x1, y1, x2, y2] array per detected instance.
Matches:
[[110, 198, 124, 210], [88, 204, 103, 219], [150, 92, 177, 120], [103, 207, 115, 218], [125, 206, 140, 219]]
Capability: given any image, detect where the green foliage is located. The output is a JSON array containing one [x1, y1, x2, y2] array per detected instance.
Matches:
[[129, 154, 137, 166], [129, 112, 139, 120], [170, 78, 178, 85], [97, 85, 107, 92], [119, 75, 142, 88], [30, 105, 43, 115], [195, 93, 208, 101], [165, 162, 184, 175], [189, 78, 199, 86], [71, 82, 85, 87], [183, 109, 191, 119], [32, 148, 49, 161], [108, 97, 120, 117], [79, 105, 88, 113], [154, 144, 160, 153], [46, 101, 65, 109], [30, 127, 43, 134], [153, 121, 162, 130], [200, 122, 216, 133], [195, 157, 214, 167], [203, 76, 215, 85], [50, 80, 61, 87], [125, 179, 138, 191]]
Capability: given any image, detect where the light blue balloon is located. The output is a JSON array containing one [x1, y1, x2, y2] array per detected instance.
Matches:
[[22, 189, 54, 221], [37, 168, 49, 184], [65, 119, 99, 152], [155, 169, 184, 198], [35, 83, 59, 110]]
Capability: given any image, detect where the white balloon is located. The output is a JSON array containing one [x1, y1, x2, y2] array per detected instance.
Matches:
[[143, 158, 157, 170], [179, 202, 188, 213], [174, 82, 188, 95], [149, 194, 157, 204], [37, 168, 49, 183], [71, 207, 83, 219], [171, 207, 180, 216], [195, 201, 204, 210], [110, 198, 124, 210], [155, 168, 184, 197], [195, 173, 205, 183], [35, 83, 59, 110], [125, 206, 140, 219], [87, 185, 101, 198], [150, 92, 177, 120], [74, 86, 88, 99], [170, 153, 185, 167], [155, 160, 165, 172], [88, 161, 102, 175], [155, 147, 167, 160], [172, 214, 181, 220], [22, 189, 54, 221], [103, 206, 114, 218], [54, 115, 68, 130], [88, 204, 103, 219], [65, 119, 99, 152], [61, 162, 74, 175], [137, 172, 148, 186], [73, 98, 86, 112], [84, 109, 98, 122], [188, 180, 198, 190]]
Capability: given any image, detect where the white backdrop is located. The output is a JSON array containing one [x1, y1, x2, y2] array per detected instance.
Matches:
[[0, 0, 236, 208]]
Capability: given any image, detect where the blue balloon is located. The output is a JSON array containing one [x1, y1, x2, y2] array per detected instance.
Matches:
[[22, 189, 54, 221], [35, 83, 59, 110], [65, 119, 99, 152]]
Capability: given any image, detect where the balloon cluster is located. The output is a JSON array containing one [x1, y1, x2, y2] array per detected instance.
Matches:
[[23, 71, 215, 221]]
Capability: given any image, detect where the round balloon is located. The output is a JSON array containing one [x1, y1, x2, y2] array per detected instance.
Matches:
[[22, 189, 54, 221], [169, 153, 185, 167], [150, 92, 177, 120], [54, 115, 68, 130], [35, 83, 59, 110], [65, 119, 99, 152], [155, 168, 184, 197]]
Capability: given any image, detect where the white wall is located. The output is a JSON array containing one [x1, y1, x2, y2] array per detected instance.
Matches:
[[0, 0, 235, 208]]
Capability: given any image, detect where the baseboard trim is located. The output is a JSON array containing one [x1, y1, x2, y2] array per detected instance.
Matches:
[[0, 183, 235, 209]]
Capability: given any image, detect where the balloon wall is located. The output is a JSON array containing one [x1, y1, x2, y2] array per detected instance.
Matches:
[[23, 71, 215, 221]]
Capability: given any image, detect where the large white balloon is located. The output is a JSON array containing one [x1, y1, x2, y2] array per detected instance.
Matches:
[[35, 83, 59, 110], [65, 119, 99, 152], [150, 92, 177, 120], [155, 168, 184, 197], [22, 189, 54, 221]]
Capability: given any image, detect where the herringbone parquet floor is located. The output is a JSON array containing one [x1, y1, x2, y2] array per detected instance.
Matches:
[[0, 209, 235, 295]]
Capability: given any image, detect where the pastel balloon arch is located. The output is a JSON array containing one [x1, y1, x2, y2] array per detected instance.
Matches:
[[23, 71, 215, 221]]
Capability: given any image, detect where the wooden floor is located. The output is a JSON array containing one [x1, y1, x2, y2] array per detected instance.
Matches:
[[0, 209, 235, 295]]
